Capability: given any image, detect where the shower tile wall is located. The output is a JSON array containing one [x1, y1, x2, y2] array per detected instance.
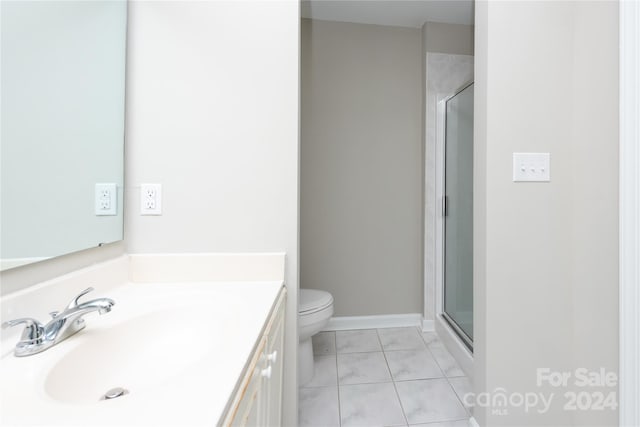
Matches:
[[424, 53, 473, 321]]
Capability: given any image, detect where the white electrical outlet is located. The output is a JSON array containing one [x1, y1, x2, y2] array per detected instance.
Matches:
[[140, 183, 162, 215], [95, 183, 117, 216]]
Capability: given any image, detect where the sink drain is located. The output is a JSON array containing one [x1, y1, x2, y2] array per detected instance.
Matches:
[[101, 387, 129, 401]]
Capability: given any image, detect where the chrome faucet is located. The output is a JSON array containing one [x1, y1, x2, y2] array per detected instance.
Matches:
[[2, 287, 115, 357]]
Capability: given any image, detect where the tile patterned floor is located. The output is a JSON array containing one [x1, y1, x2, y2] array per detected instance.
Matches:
[[299, 327, 473, 427]]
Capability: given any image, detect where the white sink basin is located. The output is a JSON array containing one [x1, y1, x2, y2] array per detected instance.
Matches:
[[44, 309, 216, 404], [0, 280, 283, 426]]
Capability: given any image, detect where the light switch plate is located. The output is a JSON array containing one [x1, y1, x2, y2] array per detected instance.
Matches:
[[513, 153, 551, 182], [95, 183, 117, 216]]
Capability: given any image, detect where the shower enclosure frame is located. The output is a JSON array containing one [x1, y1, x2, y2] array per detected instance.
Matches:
[[433, 82, 474, 373]]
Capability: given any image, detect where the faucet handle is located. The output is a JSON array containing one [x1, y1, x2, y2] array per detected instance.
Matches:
[[2, 318, 44, 342], [65, 287, 95, 310]]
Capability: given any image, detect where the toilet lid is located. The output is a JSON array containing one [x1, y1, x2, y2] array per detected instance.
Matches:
[[299, 289, 333, 314]]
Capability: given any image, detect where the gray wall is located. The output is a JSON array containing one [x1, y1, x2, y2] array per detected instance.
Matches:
[[301, 19, 422, 316], [423, 21, 474, 55], [474, 2, 619, 425]]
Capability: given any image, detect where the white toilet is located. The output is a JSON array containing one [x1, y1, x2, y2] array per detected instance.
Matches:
[[298, 288, 334, 386]]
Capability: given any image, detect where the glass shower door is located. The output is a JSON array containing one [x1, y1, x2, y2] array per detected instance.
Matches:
[[443, 83, 474, 347]]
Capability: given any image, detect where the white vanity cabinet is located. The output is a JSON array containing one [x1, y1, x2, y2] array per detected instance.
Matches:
[[222, 287, 286, 427], [0, 254, 288, 427]]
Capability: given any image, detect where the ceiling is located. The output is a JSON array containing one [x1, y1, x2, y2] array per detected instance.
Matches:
[[301, 0, 474, 28]]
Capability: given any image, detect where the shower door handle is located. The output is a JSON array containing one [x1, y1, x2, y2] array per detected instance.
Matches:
[[442, 196, 449, 217]]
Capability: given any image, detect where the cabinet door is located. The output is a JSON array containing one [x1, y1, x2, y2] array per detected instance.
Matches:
[[262, 293, 286, 426], [229, 337, 267, 427], [222, 288, 286, 427], [233, 371, 261, 427]]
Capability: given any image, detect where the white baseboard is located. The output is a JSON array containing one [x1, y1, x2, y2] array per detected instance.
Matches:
[[422, 319, 435, 331], [323, 313, 422, 331]]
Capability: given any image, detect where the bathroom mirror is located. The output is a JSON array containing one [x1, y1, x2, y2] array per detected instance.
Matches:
[[0, 0, 127, 270]]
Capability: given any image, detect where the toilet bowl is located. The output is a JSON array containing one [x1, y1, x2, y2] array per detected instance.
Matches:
[[299, 289, 334, 386]]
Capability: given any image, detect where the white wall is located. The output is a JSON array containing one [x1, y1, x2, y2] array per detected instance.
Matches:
[[474, 1, 619, 425], [125, 1, 299, 424], [301, 19, 422, 316]]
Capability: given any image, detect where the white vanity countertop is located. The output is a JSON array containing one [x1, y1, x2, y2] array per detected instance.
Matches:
[[0, 253, 285, 426]]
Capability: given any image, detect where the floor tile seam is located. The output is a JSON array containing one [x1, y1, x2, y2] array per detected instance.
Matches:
[[337, 350, 387, 355], [299, 382, 339, 390], [338, 379, 396, 387], [374, 329, 393, 378], [423, 343, 442, 358], [422, 340, 450, 375], [376, 327, 392, 352], [419, 330, 441, 347], [298, 384, 338, 390], [411, 325, 429, 350], [379, 344, 411, 427], [392, 377, 452, 385], [335, 349, 343, 427], [407, 342, 447, 378], [384, 359, 447, 382], [381, 345, 428, 352], [445, 376, 473, 418], [383, 347, 433, 354], [375, 330, 445, 381], [337, 348, 392, 386], [297, 385, 341, 427], [391, 375, 475, 421], [377, 330, 452, 377], [378, 328, 428, 352], [390, 373, 448, 382]]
